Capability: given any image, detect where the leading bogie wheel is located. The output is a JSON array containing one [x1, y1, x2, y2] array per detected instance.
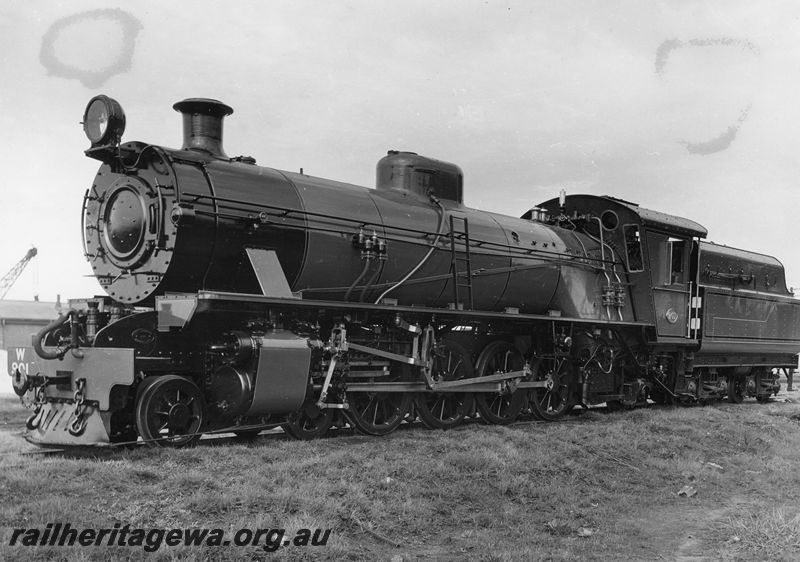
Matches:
[[474, 341, 526, 425], [135, 375, 205, 447], [414, 340, 475, 429], [282, 402, 335, 440]]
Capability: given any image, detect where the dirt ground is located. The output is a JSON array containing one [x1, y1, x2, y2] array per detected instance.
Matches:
[[636, 372, 800, 562]]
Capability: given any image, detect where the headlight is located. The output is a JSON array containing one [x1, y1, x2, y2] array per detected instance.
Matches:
[[82, 95, 126, 147]]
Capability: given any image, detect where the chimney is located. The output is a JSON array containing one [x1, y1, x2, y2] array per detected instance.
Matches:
[[173, 98, 234, 158]]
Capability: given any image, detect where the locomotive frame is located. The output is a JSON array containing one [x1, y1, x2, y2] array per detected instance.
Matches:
[[7, 95, 800, 447]]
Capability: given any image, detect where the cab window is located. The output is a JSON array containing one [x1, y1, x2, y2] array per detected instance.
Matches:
[[668, 239, 686, 284], [647, 232, 687, 285], [624, 225, 644, 272]]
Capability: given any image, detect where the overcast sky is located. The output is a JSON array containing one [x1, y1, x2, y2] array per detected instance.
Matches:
[[1, 0, 799, 303]]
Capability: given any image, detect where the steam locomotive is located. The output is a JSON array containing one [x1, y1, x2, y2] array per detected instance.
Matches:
[[8, 95, 800, 446]]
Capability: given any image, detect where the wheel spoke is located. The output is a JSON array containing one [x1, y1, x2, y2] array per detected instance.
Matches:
[[370, 397, 381, 425], [436, 396, 447, 420], [360, 395, 376, 419]]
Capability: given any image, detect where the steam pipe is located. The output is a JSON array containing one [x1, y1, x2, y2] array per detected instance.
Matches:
[[344, 257, 372, 302], [359, 260, 384, 303], [592, 217, 612, 320], [586, 220, 625, 322], [33, 309, 82, 360], [374, 196, 447, 304]]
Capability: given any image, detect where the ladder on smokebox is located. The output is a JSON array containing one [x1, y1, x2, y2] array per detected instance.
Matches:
[[449, 215, 474, 310]]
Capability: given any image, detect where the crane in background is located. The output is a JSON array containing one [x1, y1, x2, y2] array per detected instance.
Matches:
[[0, 247, 37, 300]]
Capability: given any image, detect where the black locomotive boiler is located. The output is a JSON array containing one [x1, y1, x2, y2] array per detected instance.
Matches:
[[8, 95, 800, 446]]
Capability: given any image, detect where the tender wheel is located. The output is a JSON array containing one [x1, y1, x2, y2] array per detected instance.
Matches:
[[754, 370, 775, 403], [282, 403, 334, 440], [135, 375, 205, 447], [528, 356, 575, 421], [727, 375, 745, 404], [474, 341, 525, 425], [415, 340, 475, 429]]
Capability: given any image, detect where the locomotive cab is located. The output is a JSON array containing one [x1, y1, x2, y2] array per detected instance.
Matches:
[[643, 230, 696, 339], [537, 194, 707, 342]]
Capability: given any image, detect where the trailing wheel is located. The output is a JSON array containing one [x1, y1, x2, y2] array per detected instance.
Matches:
[[135, 375, 205, 447], [528, 356, 575, 421], [415, 340, 474, 429], [474, 341, 526, 425], [282, 402, 334, 440]]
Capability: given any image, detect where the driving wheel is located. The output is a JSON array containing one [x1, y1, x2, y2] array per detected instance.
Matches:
[[474, 341, 525, 425], [415, 340, 474, 429]]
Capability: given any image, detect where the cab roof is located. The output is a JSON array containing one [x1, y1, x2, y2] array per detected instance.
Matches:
[[536, 194, 708, 239], [607, 196, 708, 238]]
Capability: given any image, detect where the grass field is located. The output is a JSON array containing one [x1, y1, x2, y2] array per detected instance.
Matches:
[[1, 385, 800, 561]]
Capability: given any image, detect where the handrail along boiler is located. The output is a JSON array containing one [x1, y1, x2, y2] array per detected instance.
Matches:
[[8, 95, 800, 445]]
